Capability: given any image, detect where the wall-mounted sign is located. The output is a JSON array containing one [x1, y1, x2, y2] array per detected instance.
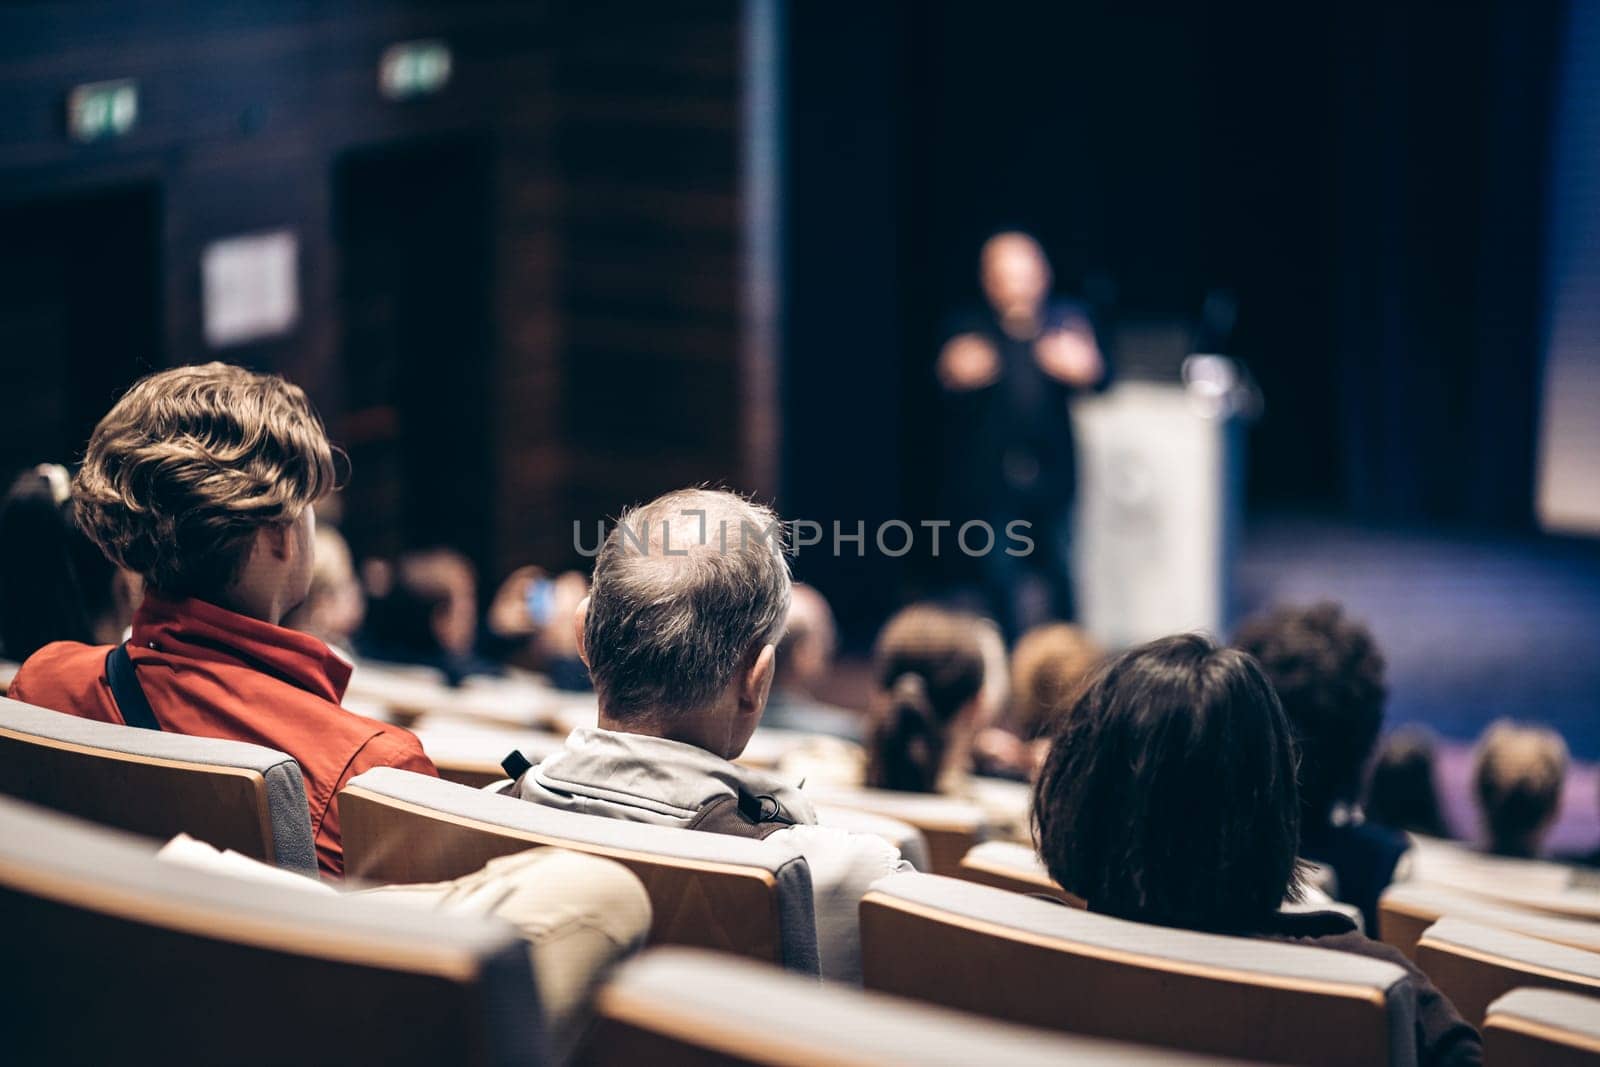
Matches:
[[201, 230, 299, 348], [379, 39, 452, 101], [67, 79, 138, 142]]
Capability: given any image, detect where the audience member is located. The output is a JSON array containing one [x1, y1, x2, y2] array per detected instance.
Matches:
[[1032, 634, 1482, 1066], [359, 546, 500, 685], [764, 582, 865, 740], [769, 602, 1030, 837], [977, 621, 1101, 780], [1473, 720, 1567, 859], [6, 363, 438, 876], [1367, 726, 1453, 840], [1234, 601, 1404, 934], [485, 564, 593, 689], [868, 604, 988, 795], [0, 463, 137, 660], [501, 487, 907, 983], [281, 521, 365, 656]]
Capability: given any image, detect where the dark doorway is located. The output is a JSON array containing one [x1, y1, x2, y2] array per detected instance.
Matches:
[[0, 183, 161, 483]]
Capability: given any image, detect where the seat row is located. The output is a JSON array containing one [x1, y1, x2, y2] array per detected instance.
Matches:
[[6, 693, 1600, 1064]]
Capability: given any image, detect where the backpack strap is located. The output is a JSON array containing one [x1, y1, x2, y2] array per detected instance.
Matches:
[[685, 789, 800, 841], [501, 749, 534, 781], [104, 643, 160, 731]]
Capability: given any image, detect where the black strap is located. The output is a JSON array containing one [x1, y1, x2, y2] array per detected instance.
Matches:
[[501, 749, 534, 780], [105, 643, 160, 731], [737, 788, 798, 829]]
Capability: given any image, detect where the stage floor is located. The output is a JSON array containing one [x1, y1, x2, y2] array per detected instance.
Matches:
[[1236, 515, 1600, 853]]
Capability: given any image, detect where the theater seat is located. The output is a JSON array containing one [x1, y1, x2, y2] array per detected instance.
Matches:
[[1484, 988, 1600, 1066], [579, 947, 1248, 1066], [813, 804, 931, 871], [801, 785, 986, 876], [954, 841, 1363, 926], [1380, 882, 1600, 960], [957, 840, 1083, 905], [1406, 838, 1600, 922], [409, 718, 569, 790], [1415, 918, 1600, 1026], [0, 695, 315, 873], [0, 795, 544, 1066], [860, 872, 1417, 1067], [339, 767, 819, 972]]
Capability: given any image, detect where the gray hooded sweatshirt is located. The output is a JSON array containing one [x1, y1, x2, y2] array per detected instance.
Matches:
[[506, 727, 908, 982]]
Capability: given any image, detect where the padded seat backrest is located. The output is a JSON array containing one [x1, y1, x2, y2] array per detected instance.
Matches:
[[0, 695, 314, 873], [580, 947, 1251, 1066], [1416, 918, 1600, 1026], [410, 719, 569, 790], [340, 767, 819, 972], [1484, 988, 1600, 1066], [813, 804, 930, 871], [860, 872, 1416, 1067], [957, 840, 1082, 904], [0, 795, 542, 1066], [803, 785, 985, 875], [1380, 882, 1600, 960], [1406, 840, 1600, 922]]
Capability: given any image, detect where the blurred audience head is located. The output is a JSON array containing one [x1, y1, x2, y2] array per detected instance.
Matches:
[[0, 464, 136, 659], [868, 604, 989, 794], [363, 547, 478, 663], [71, 362, 336, 623], [1473, 720, 1567, 858], [1366, 726, 1451, 839], [1033, 633, 1302, 933], [1009, 622, 1103, 741], [580, 488, 790, 758], [1232, 601, 1386, 830], [980, 231, 1052, 323], [281, 520, 364, 650], [775, 582, 837, 696]]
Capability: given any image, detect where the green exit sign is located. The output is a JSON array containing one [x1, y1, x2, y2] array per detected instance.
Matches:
[[379, 40, 453, 101], [67, 79, 138, 142]]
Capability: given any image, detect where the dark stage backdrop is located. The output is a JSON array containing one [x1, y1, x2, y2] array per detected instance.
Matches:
[[784, 0, 1566, 638]]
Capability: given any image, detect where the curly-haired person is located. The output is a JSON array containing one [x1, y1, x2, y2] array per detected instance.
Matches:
[[1233, 601, 1403, 934], [7, 363, 439, 876]]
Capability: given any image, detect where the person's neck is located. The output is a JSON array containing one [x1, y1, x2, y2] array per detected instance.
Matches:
[[598, 705, 734, 760], [210, 586, 289, 627], [995, 304, 1043, 340], [938, 729, 975, 791]]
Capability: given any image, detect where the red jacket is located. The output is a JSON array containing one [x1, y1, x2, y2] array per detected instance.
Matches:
[[8, 593, 438, 877]]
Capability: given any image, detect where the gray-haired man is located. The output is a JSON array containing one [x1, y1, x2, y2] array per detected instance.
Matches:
[[503, 488, 908, 982]]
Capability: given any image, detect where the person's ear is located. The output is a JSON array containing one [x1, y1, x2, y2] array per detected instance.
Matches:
[[574, 595, 591, 668], [259, 523, 293, 563], [741, 643, 777, 717]]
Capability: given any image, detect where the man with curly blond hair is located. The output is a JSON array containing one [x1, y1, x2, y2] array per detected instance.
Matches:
[[9, 362, 439, 876]]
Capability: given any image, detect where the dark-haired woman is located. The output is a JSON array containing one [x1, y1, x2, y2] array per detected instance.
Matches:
[[0, 464, 136, 663], [1033, 633, 1481, 1066], [1368, 726, 1453, 841]]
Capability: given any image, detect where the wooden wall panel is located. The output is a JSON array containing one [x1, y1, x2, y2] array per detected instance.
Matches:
[[549, 0, 748, 555], [0, 0, 759, 581]]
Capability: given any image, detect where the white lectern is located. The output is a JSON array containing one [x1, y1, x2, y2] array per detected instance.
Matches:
[[1071, 373, 1245, 649]]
